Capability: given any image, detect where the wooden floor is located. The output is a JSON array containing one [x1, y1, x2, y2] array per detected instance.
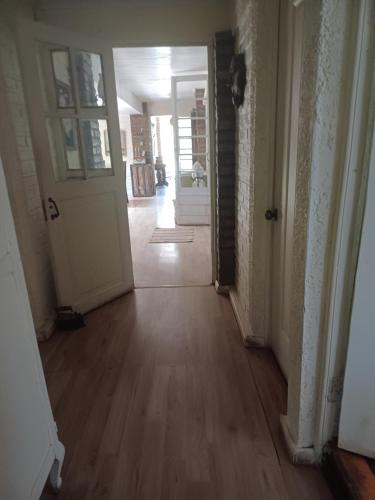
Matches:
[[40, 286, 332, 500], [128, 184, 212, 288]]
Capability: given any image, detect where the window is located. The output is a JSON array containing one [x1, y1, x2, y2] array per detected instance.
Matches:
[[38, 43, 113, 181]]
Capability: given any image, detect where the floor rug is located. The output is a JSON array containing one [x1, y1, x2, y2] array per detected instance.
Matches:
[[150, 227, 194, 243]]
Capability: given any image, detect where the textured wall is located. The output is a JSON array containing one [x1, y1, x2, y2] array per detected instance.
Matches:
[[0, 8, 56, 340], [230, 0, 278, 344], [287, 0, 356, 448]]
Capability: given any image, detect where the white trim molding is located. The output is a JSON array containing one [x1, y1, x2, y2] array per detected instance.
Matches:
[[313, 0, 375, 456], [229, 289, 265, 347], [280, 415, 315, 464], [291, 0, 306, 7], [36, 313, 56, 342]]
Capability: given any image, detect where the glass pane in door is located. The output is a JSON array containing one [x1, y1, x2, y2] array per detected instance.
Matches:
[[75, 51, 106, 107], [81, 119, 112, 170], [61, 118, 82, 170], [46, 118, 84, 181], [51, 49, 74, 108]]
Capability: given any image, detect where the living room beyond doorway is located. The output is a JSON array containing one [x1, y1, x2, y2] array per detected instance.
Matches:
[[113, 46, 212, 287]]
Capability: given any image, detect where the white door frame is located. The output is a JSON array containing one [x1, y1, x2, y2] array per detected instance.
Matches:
[[112, 42, 216, 283], [313, 0, 375, 456]]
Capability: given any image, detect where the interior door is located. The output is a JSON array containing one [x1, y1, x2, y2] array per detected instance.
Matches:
[[172, 74, 210, 225], [18, 21, 134, 313], [338, 128, 375, 458], [270, 0, 301, 379], [0, 153, 64, 499]]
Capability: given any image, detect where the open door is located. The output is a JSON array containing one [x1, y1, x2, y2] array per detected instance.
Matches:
[[270, 0, 301, 379], [18, 21, 134, 313], [172, 74, 210, 225], [338, 127, 375, 458]]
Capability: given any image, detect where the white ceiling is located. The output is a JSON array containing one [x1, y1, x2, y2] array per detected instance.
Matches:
[[113, 46, 208, 102]]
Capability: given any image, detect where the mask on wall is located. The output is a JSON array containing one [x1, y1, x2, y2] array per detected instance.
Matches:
[[230, 53, 246, 108]]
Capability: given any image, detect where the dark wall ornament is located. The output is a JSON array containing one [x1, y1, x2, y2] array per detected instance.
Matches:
[[230, 53, 247, 108]]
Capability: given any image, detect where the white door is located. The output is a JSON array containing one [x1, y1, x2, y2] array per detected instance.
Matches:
[[270, 0, 302, 379], [338, 128, 375, 458], [0, 154, 64, 499], [172, 75, 210, 225], [18, 21, 134, 313]]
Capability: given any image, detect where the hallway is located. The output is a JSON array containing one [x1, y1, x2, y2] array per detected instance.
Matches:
[[39, 286, 332, 500], [128, 185, 212, 287]]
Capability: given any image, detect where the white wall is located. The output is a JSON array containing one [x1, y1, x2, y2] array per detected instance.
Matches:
[[0, 1, 56, 340], [117, 88, 142, 115], [148, 99, 172, 116], [36, 0, 233, 46]]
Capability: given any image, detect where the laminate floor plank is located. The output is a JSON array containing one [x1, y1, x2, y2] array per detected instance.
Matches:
[[246, 349, 334, 500], [40, 286, 332, 500]]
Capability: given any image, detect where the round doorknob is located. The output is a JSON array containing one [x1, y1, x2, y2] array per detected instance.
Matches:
[[265, 208, 278, 221]]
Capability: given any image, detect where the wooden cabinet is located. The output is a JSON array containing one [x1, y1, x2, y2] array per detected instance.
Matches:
[[130, 163, 156, 197]]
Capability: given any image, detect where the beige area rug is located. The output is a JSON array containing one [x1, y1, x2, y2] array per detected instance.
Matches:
[[150, 227, 194, 243]]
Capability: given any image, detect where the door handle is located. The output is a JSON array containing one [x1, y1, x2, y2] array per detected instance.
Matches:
[[265, 208, 278, 221], [47, 197, 60, 220]]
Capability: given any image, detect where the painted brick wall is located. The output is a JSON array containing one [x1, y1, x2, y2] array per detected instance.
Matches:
[[0, 17, 56, 340], [231, 0, 255, 338], [231, 0, 278, 344], [214, 31, 236, 286]]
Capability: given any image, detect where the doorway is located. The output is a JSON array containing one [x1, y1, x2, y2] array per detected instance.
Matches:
[[113, 46, 212, 288], [270, 0, 301, 379]]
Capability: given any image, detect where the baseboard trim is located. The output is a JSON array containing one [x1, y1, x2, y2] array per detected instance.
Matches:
[[229, 289, 265, 347], [214, 280, 230, 295], [36, 313, 56, 342], [280, 414, 316, 464]]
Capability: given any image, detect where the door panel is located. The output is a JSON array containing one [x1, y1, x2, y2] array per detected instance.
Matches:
[[338, 129, 375, 458], [18, 21, 134, 312], [58, 192, 124, 308], [271, 0, 302, 379], [172, 74, 210, 225]]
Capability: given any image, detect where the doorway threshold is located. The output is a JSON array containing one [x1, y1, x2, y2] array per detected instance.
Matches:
[[134, 284, 213, 290]]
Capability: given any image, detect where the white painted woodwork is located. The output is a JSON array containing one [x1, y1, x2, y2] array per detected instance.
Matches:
[[338, 127, 375, 459], [18, 20, 134, 313], [313, 0, 375, 454], [0, 154, 64, 499], [172, 74, 210, 226], [271, 0, 300, 380]]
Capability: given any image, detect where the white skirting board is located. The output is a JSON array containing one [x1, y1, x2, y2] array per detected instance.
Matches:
[[229, 289, 265, 347], [36, 313, 56, 341], [280, 415, 316, 464]]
